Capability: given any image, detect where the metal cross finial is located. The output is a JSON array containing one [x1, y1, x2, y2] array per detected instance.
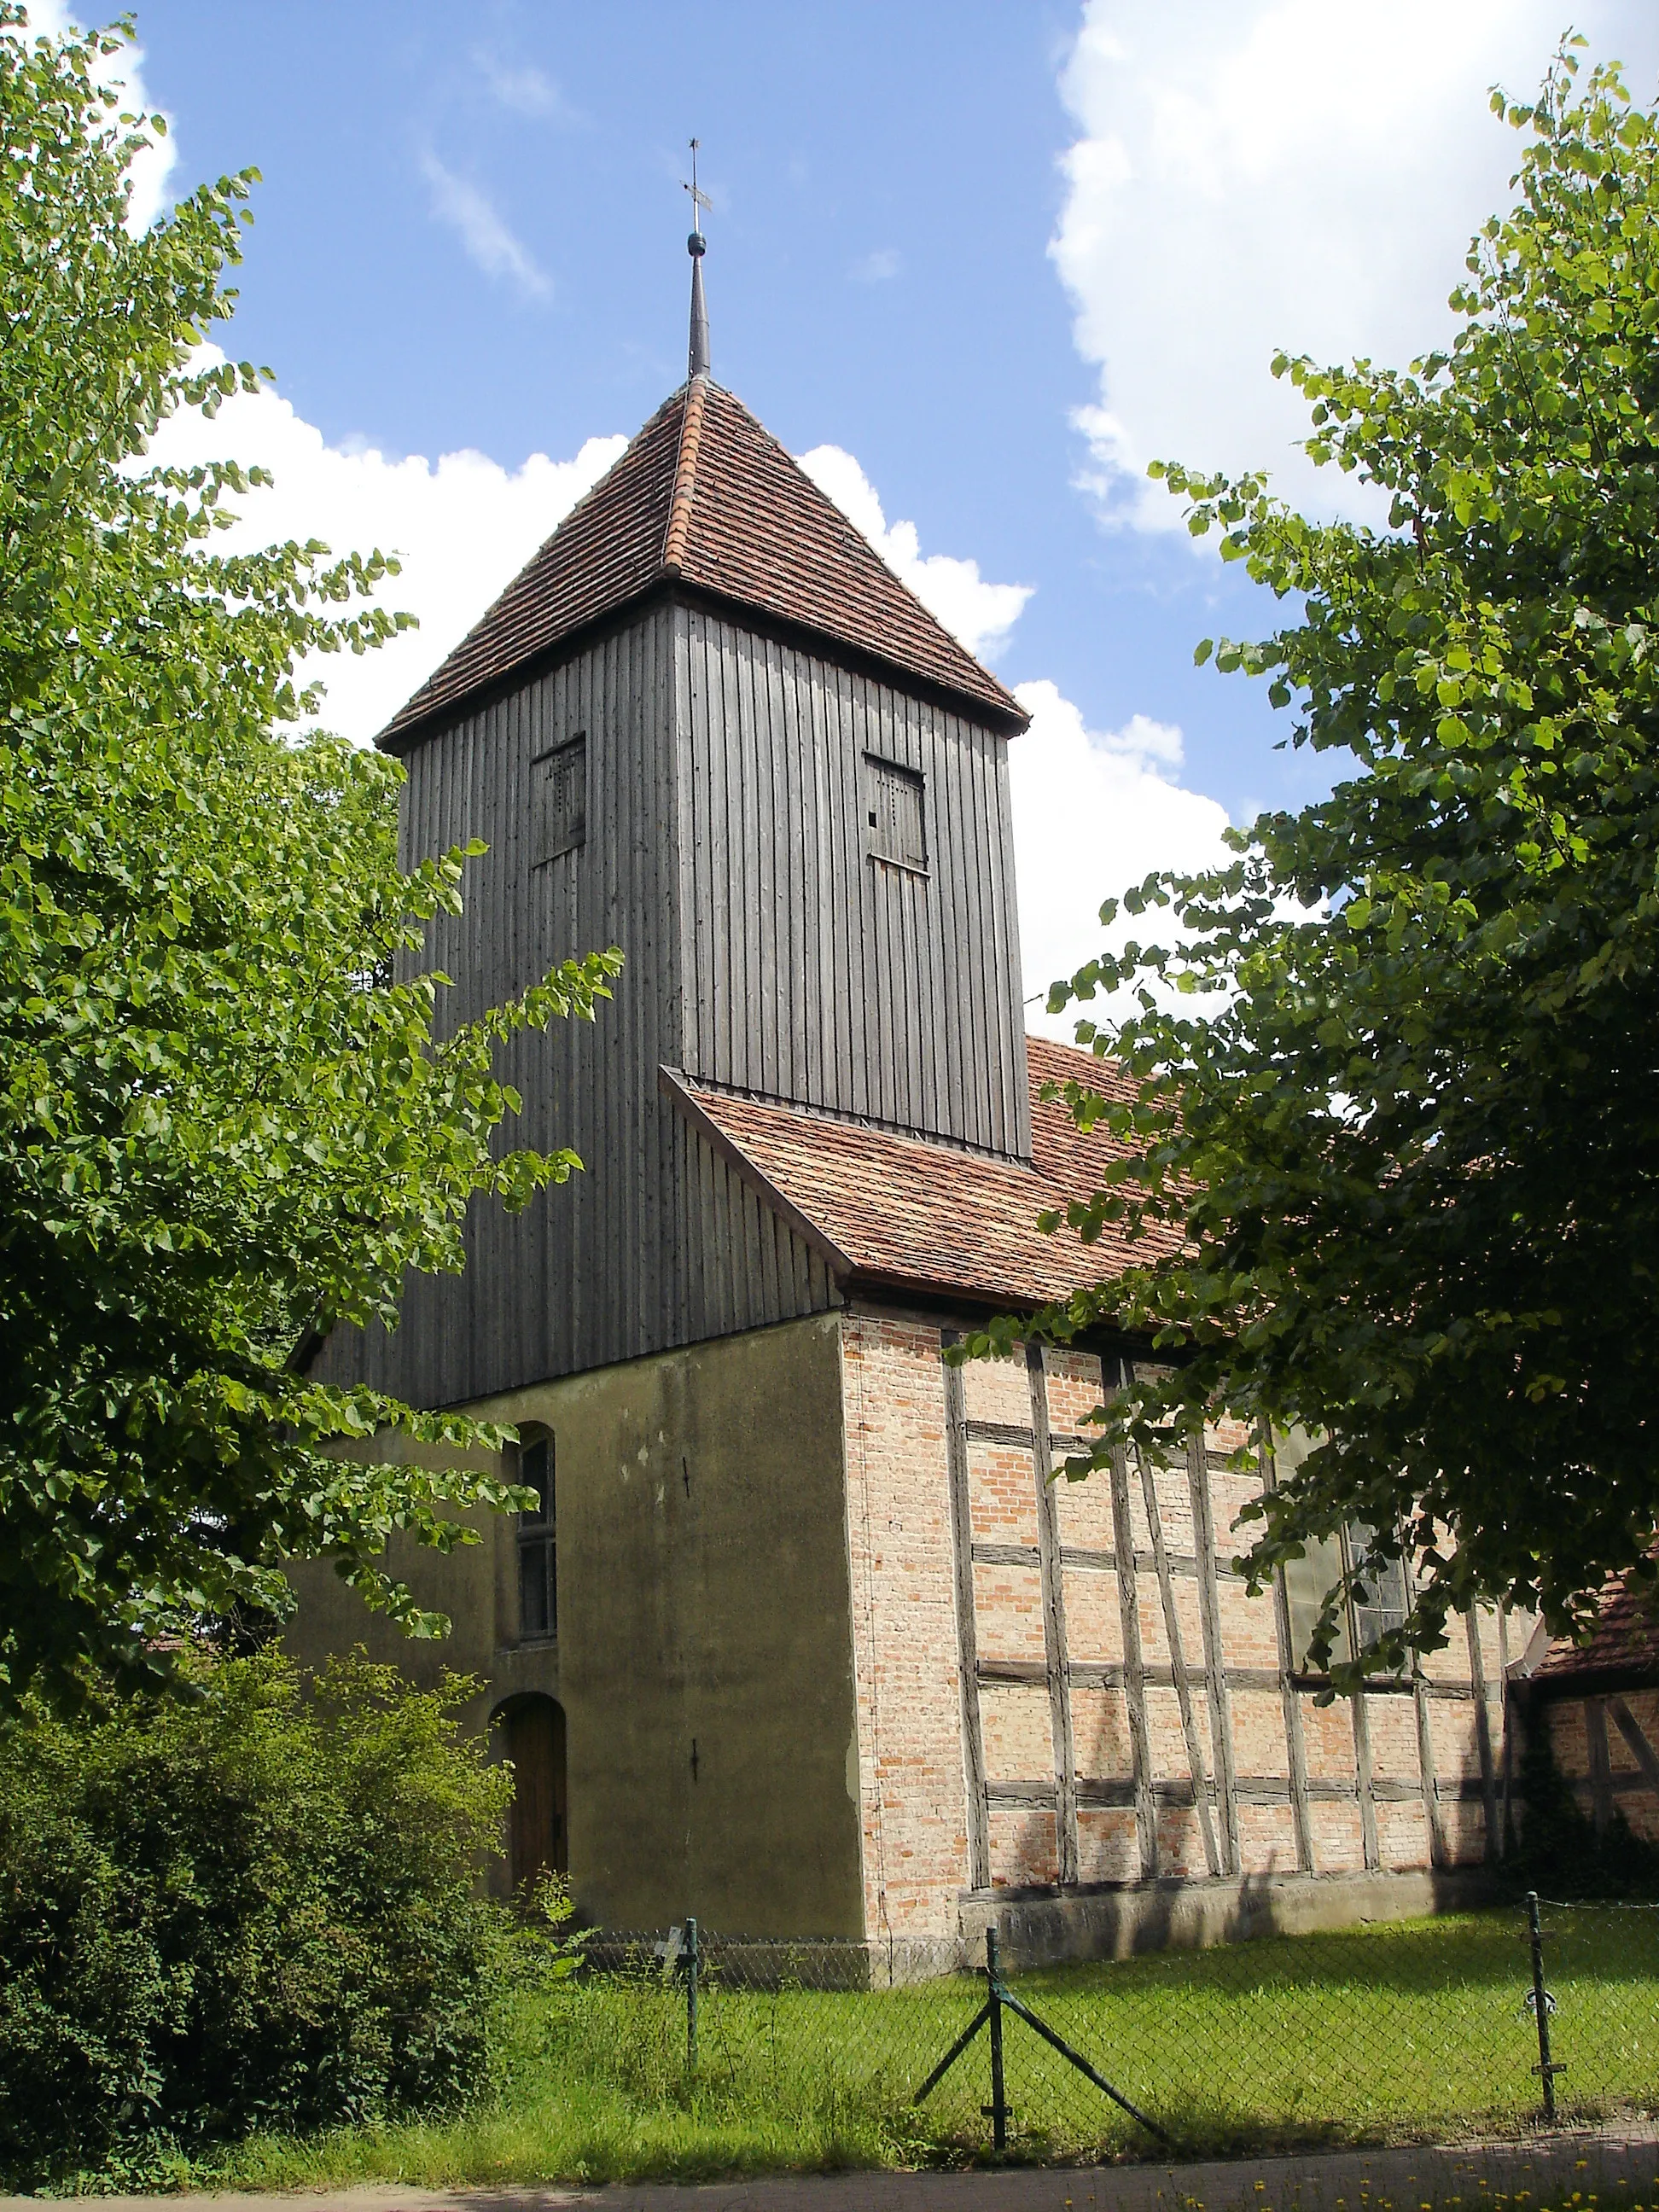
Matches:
[[683, 138, 711, 239]]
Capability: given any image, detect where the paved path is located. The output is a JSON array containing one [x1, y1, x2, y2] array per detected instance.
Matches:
[[13, 2128, 1657, 2212]]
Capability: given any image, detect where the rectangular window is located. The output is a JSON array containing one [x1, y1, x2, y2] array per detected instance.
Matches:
[[864, 754, 927, 870], [1347, 1522, 1410, 1657], [517, 1435, 556, 1641], [1275, 1429, 1408, 1674], [533, 735, 586, 864]]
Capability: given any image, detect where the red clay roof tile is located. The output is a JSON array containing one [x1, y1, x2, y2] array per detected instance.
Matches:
[[1533, 1573, 1659, 1694], [381, 379, 1026, 750], [665, 1034, 1180, 1311]]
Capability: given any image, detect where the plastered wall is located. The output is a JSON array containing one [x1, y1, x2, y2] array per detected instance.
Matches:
[[288, 1311, 864, 1936]]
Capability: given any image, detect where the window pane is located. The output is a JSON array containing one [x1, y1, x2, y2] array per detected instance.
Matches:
[[520, 1438, 550, 1523], [1272, 1427, 1353, 1672], [515, 1436, 556, 1640], [1283, 1531, 1352, 1671], [1348, 1522, 1409, 1659], [520, 1540, 550, 1638]]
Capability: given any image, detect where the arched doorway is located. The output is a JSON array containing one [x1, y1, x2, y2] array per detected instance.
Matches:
[[498, 1696, 568, 1895]]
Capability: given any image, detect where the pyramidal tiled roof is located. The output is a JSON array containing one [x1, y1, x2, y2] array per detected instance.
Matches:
[[379, 377, 1027, 750]]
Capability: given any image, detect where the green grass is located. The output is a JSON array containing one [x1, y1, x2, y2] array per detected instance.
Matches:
[[190, 1908, 1659, 2192]]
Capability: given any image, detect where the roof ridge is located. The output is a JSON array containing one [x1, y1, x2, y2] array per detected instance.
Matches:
[[661, 376, 707, 577]]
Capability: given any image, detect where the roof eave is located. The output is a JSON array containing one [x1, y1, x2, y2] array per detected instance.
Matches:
[[377, 577, 1030, 757], [1526, 1662, 1659, 1702]]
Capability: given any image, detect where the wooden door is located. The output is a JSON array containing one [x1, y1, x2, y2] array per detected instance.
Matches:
[[505, 1697, 568, 1895]]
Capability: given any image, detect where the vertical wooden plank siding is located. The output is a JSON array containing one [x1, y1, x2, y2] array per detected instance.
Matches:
[[1186, 1435, 1239, 1876], [311, 602, 859, 1407], [944, 1335, 992, 1890], [674, 605, 1027, 1160], [314, 592, 1033, 1406], [1027, 1345, 1079, 1884]]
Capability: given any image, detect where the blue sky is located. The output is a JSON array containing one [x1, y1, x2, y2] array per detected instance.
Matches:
[[66, 0, 1659, 1019]]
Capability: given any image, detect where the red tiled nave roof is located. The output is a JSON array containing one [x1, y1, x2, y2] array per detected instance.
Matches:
[[1533, 1572, 1659, 1696], [664, 1034, 1183, 1312]]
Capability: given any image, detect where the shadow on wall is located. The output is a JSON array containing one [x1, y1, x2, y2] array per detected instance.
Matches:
[[965, 1863, 1500, 1972]]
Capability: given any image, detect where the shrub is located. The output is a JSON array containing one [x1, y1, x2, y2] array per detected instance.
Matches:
[[0, 1649, 520, 2187]]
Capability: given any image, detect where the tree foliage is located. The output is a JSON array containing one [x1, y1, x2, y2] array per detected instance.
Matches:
[[0, 12, 620, 1708], [981, 44, 1659, 1678], [0, 1650, 556, 2187]]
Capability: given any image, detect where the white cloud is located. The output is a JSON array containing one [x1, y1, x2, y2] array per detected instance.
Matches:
[[472, 52, 574, 121], [23, 1, 178, 230], [1052, 1, 1653, 532], [797, 444, 1033, 661], [853, 247, 903, 282], [1010, 681, 1232, 1038], [144, 356, 625, 742], [420, 152, 550, 300]]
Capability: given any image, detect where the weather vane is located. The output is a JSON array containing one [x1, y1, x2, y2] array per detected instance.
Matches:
[[682, 137, 710, 243]]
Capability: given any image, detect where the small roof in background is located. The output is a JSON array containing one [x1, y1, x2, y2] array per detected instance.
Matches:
[[664, 1034, 1182, 1312], [1531, 1573, 1659, 1698], [380, 378, 1027, 752]]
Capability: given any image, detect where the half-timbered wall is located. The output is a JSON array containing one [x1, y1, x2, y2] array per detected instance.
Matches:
[[1543, 1689, 1659, 1842], [842, 1307, 1519, 1939]]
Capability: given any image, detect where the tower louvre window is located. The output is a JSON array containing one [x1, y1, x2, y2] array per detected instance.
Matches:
[[516, 1434, 556, 1641], [534, 734, 586, 864], [864, 754, 926, 870]]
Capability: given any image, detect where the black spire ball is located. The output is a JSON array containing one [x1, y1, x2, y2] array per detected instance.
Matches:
[[688, 230, 706, 257]]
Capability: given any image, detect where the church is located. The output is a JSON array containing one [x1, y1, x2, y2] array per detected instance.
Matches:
[[291, 224, 1525, 1961]]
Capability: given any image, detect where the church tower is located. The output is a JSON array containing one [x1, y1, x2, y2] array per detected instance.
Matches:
[[319, 226, 1030, 1410]]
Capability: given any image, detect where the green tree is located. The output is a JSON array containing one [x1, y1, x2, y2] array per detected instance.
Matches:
[[0, 12, 620, 1708], [989, 42, 1659, 1678]]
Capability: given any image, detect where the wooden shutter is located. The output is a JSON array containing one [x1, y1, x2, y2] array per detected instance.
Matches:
[[864, 754, 926, 869], [534, 734, 587, 863]]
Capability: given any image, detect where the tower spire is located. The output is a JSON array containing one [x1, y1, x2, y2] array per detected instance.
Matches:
[[683, 137, 711, 380]]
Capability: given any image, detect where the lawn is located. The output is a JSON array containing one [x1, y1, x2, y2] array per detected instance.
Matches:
[[201, 1907, 1659, 2192]]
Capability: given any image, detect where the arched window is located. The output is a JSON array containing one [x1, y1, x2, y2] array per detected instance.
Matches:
[[497, 1694, 568, 1893], [515, 1428, 556, 1641]]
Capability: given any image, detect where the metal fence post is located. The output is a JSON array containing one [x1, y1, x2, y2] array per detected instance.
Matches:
[[1526, 1890, 1560, 2122], [685, 1914, 699, 2074], [985, 1924, 1008, 2151]]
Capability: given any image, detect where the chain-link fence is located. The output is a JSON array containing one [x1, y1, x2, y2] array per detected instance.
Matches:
[[539, 1899, 1659, 2163]]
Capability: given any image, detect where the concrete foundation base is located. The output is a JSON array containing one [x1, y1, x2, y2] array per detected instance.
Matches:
[[960, 1866, 1500, 1970]]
